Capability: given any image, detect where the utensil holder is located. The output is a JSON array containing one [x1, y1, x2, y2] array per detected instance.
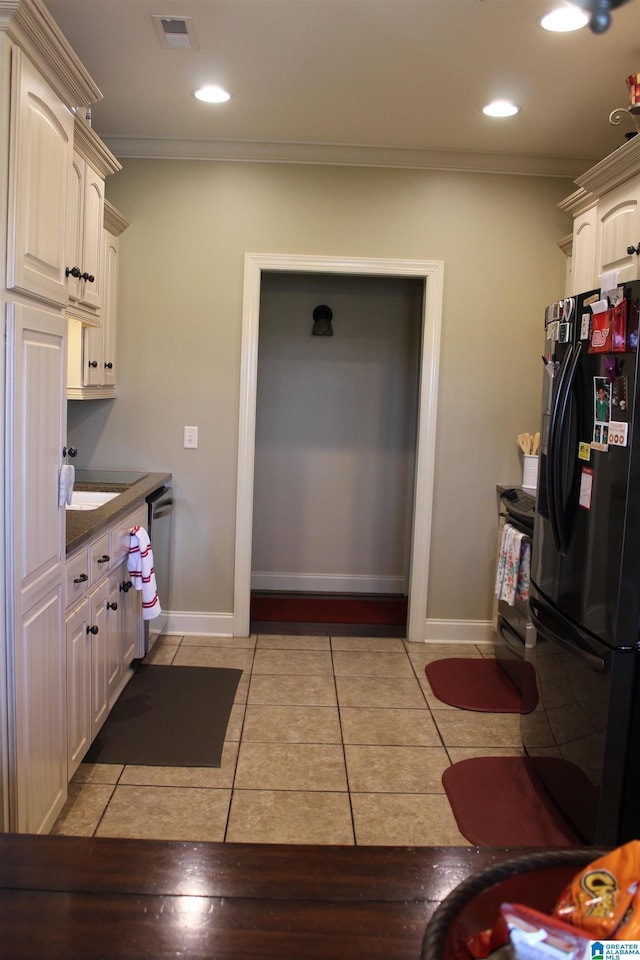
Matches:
[[522, 455, 538, 493]]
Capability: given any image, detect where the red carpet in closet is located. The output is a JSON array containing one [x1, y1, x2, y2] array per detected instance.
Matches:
[[250, 592, 407, 625]]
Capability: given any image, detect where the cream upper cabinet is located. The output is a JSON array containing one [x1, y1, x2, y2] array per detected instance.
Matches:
[[595, 177, 640, 284], [67, 202, 128, 399], [66, 149, 104, 318], [65, 116, 121, 326], [571, 206, 597, 295], [563, 137, 640, 291], [6, 47, 73, 307]]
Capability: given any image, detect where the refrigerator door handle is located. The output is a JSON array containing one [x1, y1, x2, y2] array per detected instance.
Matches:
[[547, 344, 573, 552], [553, 341, 583, 556], [529, 596, 606, 671]]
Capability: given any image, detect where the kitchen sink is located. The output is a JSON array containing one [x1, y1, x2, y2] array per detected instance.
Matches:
[[66, 491, 120, 511]]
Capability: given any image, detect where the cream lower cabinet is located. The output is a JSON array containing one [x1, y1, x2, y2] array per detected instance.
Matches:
[[65, 503, 146, 779], [8, 301, 67, 833]]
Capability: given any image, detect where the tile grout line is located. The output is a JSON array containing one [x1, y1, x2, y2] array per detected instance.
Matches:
[[223, 633, 258, 842], [330, 635, 358, 846]]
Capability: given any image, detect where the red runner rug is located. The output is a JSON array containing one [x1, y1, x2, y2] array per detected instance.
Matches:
[[250, 593, 407, 625], [443, 757, 581, 847], [425, 657, 524, 713]]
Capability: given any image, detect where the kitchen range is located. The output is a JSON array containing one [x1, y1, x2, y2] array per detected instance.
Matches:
[[521, 279, 640, 846]]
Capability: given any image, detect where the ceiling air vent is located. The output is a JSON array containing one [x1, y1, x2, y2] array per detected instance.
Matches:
[[152, 15, 199, 50]]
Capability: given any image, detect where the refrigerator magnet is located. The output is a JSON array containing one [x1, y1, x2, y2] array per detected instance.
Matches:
[[592, 422, 608, 450], [580, 312, 591, 340], [579, 468, 593, 510], [609, 421, 629, 447], [594, 377, 611, 424], [578, 441, 591, 461]]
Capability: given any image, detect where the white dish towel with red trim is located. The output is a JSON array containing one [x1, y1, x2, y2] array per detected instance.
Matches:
[[128, 525, 161, 620]]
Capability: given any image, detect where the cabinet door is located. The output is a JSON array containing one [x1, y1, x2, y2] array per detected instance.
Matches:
[[66, 599, 91, 779], [65, 154, 84, 304], [119, 563, 142, 666], [90, 578, 109, 738], [7, 48, 73, 306], [596, 178, 640, 284], [66, 153, 104, 319], [14, 586, 66, 833], [571, 206, 597, 294], [80, 164, 104, 312], [6, 254, 67, 838], [106, 570, 123, 705], [102, 230, 119, 387]]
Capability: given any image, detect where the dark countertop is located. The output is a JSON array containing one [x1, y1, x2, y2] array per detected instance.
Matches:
[[0, 837, 595, 960], [65, 470, 172, 554]]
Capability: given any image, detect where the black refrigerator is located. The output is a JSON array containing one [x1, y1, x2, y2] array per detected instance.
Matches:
[[522, 279, 640, 845]]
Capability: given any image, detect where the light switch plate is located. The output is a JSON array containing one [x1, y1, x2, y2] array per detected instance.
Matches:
[[184, 426, 198, 448]]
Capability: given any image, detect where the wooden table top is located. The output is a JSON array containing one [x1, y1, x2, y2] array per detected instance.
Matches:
[[0, 836, 572, 959]]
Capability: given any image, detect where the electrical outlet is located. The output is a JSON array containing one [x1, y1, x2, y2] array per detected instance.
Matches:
[[184, 426, 198, 449]]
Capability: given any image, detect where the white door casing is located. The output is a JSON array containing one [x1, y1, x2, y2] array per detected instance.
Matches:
[[234, 254, 444, 644]]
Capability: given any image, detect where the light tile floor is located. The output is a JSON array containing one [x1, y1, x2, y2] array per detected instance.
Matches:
[[51, 634, 524, 845]]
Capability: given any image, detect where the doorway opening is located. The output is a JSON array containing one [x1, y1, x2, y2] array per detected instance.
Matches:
[[234, 254, 444, 644]]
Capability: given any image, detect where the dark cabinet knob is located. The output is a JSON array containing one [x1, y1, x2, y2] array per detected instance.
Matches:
[[66, 266, 81, 278], [97, 554, 110, 564], [81, 272, 95, 283], [73, 573, 88, 585], [107, 601, 118, 611], [627, 243, 640, 255], [62, 446, 77, 458], [87, 625, 99, 635], [88, 360, 98, 368], [119, 580, 133, 593], [104, 362, 113, 369]]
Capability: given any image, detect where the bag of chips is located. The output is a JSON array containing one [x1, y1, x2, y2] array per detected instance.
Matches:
[[553, 840, 640, 939]]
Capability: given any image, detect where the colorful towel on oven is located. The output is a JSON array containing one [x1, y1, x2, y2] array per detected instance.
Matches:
[[495, 523, 530, 606], [128, 524, 161, 620]]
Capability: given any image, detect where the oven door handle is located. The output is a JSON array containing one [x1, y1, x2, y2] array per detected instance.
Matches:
[[496, 616, 525, 658]]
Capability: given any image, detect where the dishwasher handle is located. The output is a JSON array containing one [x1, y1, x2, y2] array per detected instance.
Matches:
[[151, 496, 174, 517]]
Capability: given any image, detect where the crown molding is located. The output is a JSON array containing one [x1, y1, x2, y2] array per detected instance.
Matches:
[[575, 135, 640, 198], [74, 114, 121, 178], [104, 199, 129, 236], [558, 187, 597, 217], [0, 0, 101, 109], [101, 134, 591, 179]]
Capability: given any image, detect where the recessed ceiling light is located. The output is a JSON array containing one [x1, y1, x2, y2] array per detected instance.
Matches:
[[194, 85, 231, 104], [482, 100, 520, 118], [540, 5, 589, 31]]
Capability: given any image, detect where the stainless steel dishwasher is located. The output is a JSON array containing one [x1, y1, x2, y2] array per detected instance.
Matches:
[[144, 483, 174, 653]]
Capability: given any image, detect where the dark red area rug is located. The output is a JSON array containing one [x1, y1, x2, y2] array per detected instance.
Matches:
[[250, 592, 407, 625], [425, 657, 524, 713], [442, 757, 582, 847]]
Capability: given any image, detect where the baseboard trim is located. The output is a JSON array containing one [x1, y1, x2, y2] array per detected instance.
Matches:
[[250, 572, 408, 594], [421, 619, 494, 644], [161, 610, 493, 644], [163, 611, 235, 637]]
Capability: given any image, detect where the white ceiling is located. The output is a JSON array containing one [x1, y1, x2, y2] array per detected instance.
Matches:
[[43, 0, 640, 178]]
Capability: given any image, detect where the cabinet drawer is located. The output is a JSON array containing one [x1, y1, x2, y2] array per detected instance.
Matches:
[[111, 503, 148, 566], [65, 548, 90, 609], [89, 532, 111, 582]]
